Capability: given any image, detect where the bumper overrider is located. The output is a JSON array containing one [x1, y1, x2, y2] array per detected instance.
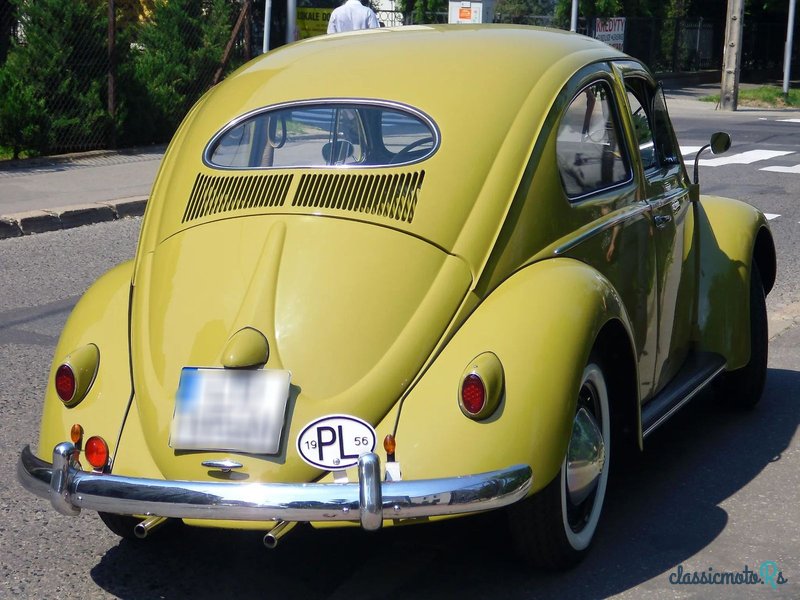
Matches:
[[19, 443, 533, 531]]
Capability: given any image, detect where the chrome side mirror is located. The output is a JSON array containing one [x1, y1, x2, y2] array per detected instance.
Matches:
[[693, 131, 731, 184]]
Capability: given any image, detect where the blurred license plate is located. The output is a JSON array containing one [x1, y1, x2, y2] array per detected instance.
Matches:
[[170, 367, 291, 454]]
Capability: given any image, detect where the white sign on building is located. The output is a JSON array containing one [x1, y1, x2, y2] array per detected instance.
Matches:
[[448, 0, 495, 24]]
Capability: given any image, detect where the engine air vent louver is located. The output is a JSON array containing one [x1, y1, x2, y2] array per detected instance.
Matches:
[[292, 171, 425, 223], [182, 173, 293, 223]]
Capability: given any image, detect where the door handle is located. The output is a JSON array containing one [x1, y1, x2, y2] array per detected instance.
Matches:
[[654, 214, 672, 228]]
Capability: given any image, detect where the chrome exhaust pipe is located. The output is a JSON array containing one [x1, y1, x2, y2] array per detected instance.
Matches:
[[263, 521, 297, 549], [134, 516, 167, 539]]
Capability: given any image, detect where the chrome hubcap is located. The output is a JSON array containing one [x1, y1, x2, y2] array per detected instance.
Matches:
[[566, 407, 606, 506]]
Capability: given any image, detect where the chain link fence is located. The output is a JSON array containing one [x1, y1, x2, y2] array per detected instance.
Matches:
[[0, 0, 251, 158], [0, 1, 796, 159]]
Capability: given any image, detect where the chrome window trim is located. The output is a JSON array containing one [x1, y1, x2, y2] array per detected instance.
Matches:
[[203, 98, 441, 171]]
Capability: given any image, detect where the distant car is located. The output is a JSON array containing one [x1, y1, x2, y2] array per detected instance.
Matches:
[[19, 25, 775, 569]]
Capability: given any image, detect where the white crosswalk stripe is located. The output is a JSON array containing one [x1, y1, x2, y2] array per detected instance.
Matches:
[[699, 150, 794, 166], [680, 145, 703, 156], [761, 164, 800, 173], [679, 147, 794, 167]]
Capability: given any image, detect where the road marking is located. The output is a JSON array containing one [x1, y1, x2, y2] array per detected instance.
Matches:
[[777, 118, 800, 123], [699, 150, 794, 166], [764, 213, 781, 220], [761, 164, 800, 173], [680, 146, 703, 156]]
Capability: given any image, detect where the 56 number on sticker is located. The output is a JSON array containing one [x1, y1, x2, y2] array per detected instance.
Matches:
[[296, 415, 377, 470]]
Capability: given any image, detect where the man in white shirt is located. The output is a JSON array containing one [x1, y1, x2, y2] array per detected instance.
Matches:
[[327, 0, 380, 33]]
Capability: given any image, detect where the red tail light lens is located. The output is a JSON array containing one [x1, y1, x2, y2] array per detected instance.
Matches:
[[461, 374, 486, 415], [55, 364, 76, 403], [85, 436, 109, 469]]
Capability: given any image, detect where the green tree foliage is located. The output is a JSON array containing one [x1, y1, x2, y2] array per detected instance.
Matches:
[[0, 0, 108, 155], [125, 0, 237, 143], [0, 0, 14, 63], [554, 0, 621, 25], [396, 0, 447, 24], [0, 56, 46, 158], [494, 0, 553, 24]]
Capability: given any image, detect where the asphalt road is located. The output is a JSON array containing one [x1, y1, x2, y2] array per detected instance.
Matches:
[[670, 104, 800, 337], [1, 107, 799, 599]]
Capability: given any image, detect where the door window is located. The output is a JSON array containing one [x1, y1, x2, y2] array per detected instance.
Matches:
[[624, 78, 682, 172], [556, 81, 632, 200]]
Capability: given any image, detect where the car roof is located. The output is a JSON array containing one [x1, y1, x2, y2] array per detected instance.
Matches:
[[213, 25, 626, 122]]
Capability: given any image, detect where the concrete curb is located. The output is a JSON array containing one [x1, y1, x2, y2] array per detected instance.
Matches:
[[0, 196, 147, 240]]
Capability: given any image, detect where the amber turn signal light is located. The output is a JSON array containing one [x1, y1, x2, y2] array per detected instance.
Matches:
[[70, 423, 84, 445], [383, 434, 396, 454]]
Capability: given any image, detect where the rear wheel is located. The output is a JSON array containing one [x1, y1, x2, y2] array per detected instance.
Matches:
[[718, 263, 768, 409], [509, 360, 611, 569]]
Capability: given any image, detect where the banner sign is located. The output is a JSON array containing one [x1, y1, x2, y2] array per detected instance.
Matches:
[[297, 8, 333, 39], [595, 17, 626, 51]]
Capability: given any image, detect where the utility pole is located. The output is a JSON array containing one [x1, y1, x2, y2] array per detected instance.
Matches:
[[783, 0, 797, 97], [720, 0, 744, 111], [108, 0, 116, 147], [570, 0, 578, 32]]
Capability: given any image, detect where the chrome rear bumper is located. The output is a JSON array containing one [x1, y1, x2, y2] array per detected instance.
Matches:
[[18, 443, 532, 530]]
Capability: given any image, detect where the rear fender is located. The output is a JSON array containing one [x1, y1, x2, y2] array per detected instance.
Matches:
[[389, 257, 633, 494], [695, 196, 775, 369], [36, 261, 134, 462]]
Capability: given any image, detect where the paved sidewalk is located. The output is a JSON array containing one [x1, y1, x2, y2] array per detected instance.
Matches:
[[0, 146, 164, 239], [0, 82, 765, 240]]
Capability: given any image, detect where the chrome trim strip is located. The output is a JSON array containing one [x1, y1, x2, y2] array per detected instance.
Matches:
[[648, 188, 688, 211], [18, 445, 532, 529], [203, 98, 441, 171], [202, 459, 244, 472], [555, 203, 651, 255], [641, 363, 727, 438]]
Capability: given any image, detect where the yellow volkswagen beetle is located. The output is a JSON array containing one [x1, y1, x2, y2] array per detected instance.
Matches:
[[18, 25, 775, 569]]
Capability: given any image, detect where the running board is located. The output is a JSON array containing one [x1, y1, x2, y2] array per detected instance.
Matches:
[[641, 352, 727, 438]]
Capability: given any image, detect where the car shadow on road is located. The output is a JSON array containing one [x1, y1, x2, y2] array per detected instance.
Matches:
[[90, 368, 799, 600]]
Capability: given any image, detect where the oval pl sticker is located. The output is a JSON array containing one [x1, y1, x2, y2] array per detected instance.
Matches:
[[296, 414, 377, 470]]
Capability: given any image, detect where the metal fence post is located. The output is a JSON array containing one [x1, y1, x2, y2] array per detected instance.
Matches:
[[108, 0, 116, 148]]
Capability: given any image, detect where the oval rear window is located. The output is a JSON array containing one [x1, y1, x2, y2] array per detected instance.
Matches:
[[205, 102, 439, 169]]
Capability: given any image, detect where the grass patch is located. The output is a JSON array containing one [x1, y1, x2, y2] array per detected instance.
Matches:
[[699, 85, 800, 107]]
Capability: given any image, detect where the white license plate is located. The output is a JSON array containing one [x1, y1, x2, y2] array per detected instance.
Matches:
[[170, 367, 291, 454]]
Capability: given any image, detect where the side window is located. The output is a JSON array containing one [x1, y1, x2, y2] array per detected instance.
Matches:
[[556, 81, 632, 199], [652, 86, 681, 167], [624, 78, 682, 170], [626, 90, 657, 170]]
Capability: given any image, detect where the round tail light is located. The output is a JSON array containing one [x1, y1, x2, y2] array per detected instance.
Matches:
[[85, 436, 109, 470], [458, 353, 504, 420], [461, 373, 486, 415], [55, 364, 76, 403]]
